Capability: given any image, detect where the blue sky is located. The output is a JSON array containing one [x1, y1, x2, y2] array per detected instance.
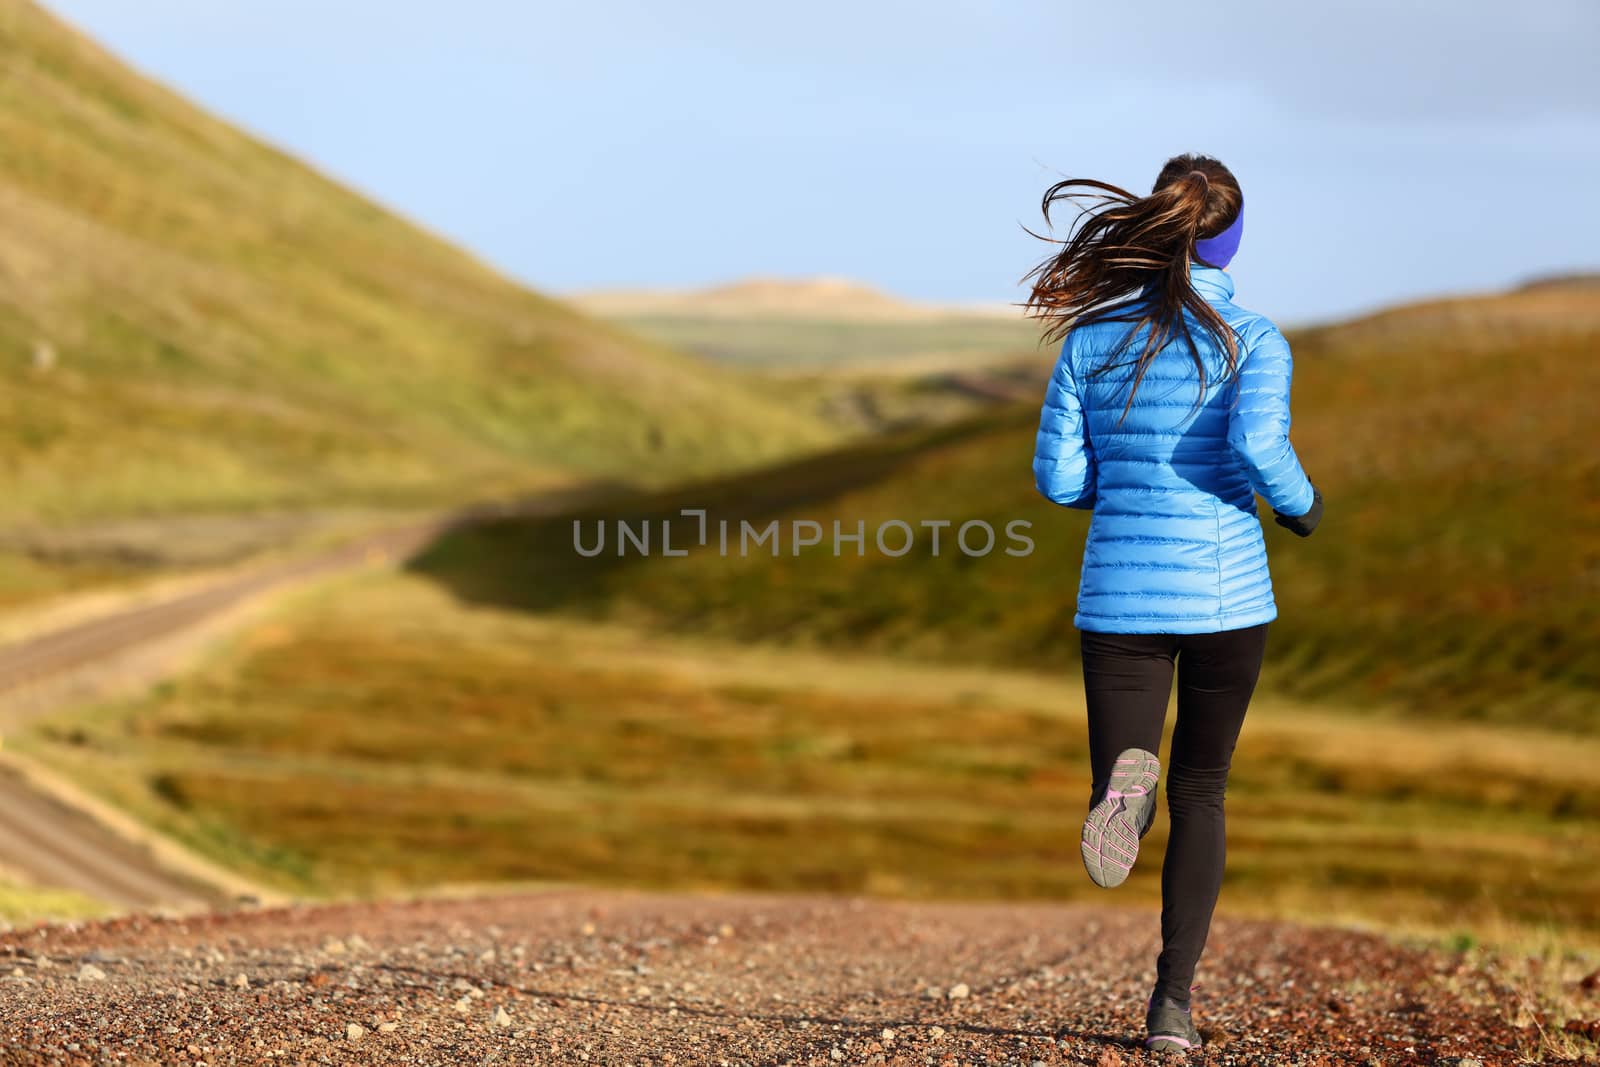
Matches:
[[44, 0, 1600, 322]]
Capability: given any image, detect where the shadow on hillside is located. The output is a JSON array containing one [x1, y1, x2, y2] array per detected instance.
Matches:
[[403, 408, 1030, 618]]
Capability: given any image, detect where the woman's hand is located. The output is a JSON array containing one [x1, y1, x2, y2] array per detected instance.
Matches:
[[1273, 487, 1323, 538]]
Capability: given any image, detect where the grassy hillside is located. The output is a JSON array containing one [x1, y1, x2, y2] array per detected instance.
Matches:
[[576, 278, 1050, 437], [606, 314, 1045, 372], [572, 275, 953, 319], [0, 0, 832, 527], [573, 274, 1021, 321], [410, 283, 1600, 730], [23, 573, 1599, 942], [574, 272, 1044, 371]]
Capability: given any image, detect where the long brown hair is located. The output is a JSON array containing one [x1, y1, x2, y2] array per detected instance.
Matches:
[[1022, 154, 1244, 418]]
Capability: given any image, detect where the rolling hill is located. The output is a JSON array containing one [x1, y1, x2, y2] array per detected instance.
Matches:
[[571, 275, 1018, 321], [573, 276, 1045, 372], [0, 0, 833, 528], [411, 280, 1600, 730]]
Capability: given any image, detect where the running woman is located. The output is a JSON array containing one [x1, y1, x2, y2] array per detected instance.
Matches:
[[1024, 154, 1323, 1053]]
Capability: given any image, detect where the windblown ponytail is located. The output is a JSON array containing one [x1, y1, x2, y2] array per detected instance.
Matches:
[[1022, 154, 1244, 418]]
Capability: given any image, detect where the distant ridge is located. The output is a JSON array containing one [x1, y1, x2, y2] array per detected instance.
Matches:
[[1293, 274, 1600, 354], [573, 276, 1023, 321], [1517, 270, 1600, 293]]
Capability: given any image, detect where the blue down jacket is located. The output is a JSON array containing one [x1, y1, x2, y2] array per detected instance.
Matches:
[[1033, 265, 1315, 634]]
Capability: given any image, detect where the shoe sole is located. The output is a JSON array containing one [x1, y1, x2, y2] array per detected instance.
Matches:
[[1080, 747, 1160, 888], [1145, 1035, 1196, 1053]]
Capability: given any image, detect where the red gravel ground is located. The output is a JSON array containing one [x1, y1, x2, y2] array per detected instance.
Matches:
[[0, 890, 1564, 1066]]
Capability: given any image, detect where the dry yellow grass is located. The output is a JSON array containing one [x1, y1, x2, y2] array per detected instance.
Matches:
[[20, 573, 1599, 948]]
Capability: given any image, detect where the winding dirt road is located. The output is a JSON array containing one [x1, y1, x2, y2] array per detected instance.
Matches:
[[0, 488, 607, 910], [0, 761, 210, 910], [0, 518, 450, 912], [0, 520, 446, 703]]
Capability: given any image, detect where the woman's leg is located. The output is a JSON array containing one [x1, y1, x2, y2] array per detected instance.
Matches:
[[1079, 630, 1175, 806], [1154, 622, 1270, 1005]]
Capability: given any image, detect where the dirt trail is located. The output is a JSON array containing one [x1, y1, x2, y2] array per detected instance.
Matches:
[[0, 764, 209, 909], [0, 889, 1539, 1065], [0, 520, 444, 704], [0, 519, 449, 910], [0, 488, 606, 908]]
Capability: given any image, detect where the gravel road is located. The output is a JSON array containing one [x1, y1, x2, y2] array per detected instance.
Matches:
[[0, 889, 1545, 1066], [0, 764, 212, 910], [0, 486, 612, 907], [0, 519, 445, 912]]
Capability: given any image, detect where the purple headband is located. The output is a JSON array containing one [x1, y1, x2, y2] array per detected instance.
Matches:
[[1194, 205, 1244, 269]]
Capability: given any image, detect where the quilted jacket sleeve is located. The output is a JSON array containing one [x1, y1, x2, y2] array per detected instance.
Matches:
[[1227, 321, 1316, 518], [1033, 344, 1097, 509]]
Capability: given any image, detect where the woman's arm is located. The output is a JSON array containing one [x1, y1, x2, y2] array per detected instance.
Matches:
[[1034, 346, 1097, 509], [1227, 323, 1319, 530]]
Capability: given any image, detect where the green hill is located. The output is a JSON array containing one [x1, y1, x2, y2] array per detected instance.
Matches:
[[412, 282, 1600, 730], [573, 277, 1045, 373], [0, 0, 831, 527], [594, 312, 1044, 372]]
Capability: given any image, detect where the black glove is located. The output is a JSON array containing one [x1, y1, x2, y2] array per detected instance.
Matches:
[[1274, 487, 1323, 538]]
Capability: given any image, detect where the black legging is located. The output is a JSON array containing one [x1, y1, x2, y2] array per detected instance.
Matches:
[[1079, 622, 1269, 1006]]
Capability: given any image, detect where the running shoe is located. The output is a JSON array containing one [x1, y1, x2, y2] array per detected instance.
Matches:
[[1079, 747, 1160, 888], [1145, 995, 1202, 1053]]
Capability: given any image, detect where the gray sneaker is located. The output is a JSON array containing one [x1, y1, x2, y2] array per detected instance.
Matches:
[[1145, 996, 1202, 1053], [1079, 747, 1160, 888]]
